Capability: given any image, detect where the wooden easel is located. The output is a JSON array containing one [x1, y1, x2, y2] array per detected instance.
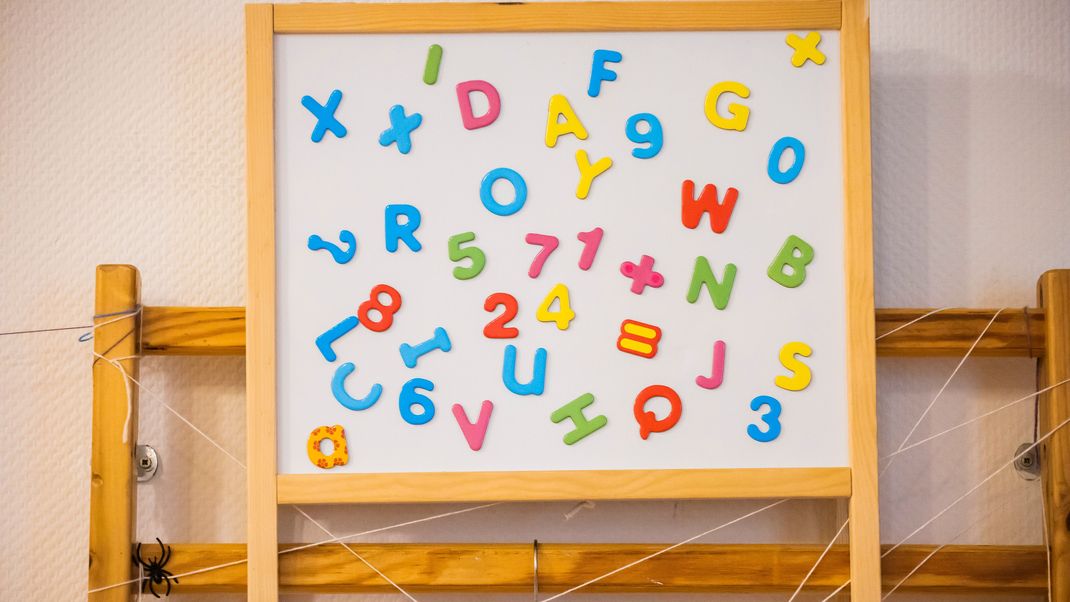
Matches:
[[86, 264, 1070, 598]]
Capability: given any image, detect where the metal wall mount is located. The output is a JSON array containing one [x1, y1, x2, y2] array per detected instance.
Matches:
[[136, 444, 159, 482]]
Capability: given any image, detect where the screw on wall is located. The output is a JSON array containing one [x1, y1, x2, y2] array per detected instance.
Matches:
[[135, 444, 159, 482], [1013, 442, 1040, 480]]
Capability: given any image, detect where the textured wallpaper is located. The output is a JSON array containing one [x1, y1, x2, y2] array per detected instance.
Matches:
[[1, 0, 1067, 600]]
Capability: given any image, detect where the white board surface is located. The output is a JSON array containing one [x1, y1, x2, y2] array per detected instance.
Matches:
[[274, 31, 848, 475]]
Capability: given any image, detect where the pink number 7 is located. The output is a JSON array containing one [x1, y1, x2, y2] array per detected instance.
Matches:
[[524, 233, 560, 278]]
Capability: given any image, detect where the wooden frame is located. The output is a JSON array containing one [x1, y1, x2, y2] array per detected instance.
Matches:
[[244, 1, 879, 598], [87, 265, 1070, 599]]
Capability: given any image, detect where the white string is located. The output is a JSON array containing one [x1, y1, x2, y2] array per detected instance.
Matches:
[[796, 307, 1010, 598], [884, 416, 1070, 560], [93, 353, 247, 468], [875, 307, 952, 340], [539, 499, 789, 602], [894, 308, 1005, 453], [292, 505, 418, 602], [880, 498, 997, 600], [88, 501, 503, 594], [796, 310, 1010, 598], [786, 516, 848, 601], [90, 348, 427, 600], [85, 306, 143, 443], [820, 413, 1070, 600], [883, 378, 1070, 461]]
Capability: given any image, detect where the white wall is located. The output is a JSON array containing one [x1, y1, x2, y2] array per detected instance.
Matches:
[[1, 0, 1067, 600]]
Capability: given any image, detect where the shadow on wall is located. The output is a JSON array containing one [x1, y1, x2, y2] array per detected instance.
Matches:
[[872, 48, 1070, 307], [872, 49, 969, 306]]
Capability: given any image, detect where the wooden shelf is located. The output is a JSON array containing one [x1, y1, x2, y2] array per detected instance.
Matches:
[[141, 306, 1045, 358], [154, 542, 1045, 594]]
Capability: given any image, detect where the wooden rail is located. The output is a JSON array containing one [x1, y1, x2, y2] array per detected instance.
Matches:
[[142, 306, 1045, 357], [154, 542, 1046, 594], [1038, 270, 1070, 598], [88, 266, 141, 601], [92, 268, 1067, 597]]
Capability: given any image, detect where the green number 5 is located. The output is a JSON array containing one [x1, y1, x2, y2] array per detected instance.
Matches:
[[447, 231, 486, 280]]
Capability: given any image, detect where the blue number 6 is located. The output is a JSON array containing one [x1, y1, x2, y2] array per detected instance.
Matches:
[[399, 378, 436, 425], [747, 395, 782, 442]]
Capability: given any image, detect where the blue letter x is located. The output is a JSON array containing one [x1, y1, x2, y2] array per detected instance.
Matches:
[[378, 104, 423, 155], [301, 89, 347, 143]]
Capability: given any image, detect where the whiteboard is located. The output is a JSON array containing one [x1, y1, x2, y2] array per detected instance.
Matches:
[[274, 30, 848, 475]]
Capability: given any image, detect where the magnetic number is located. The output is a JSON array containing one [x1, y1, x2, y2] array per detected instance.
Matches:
[[357, 284, 402, 332], [747, 395, 782, 443], [524, 233, 560, 278], [483, 293, 519, 339], [625, 113, 663, 159], [576, 227, 604, 270], [447, 232, 486, 280], [399, 378, 436, 425], [536, 283, 575, 330]]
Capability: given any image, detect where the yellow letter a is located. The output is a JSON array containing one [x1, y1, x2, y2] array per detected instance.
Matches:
[[545, 94, 589, 148]]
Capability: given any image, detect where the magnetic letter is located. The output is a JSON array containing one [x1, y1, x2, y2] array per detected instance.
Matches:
[[301, 89, 347, 142], [315, 315, 359, 362], [545, 94, 589, 147], [399, 327, 452, 369], [687, 257, 737, 310], [307, 230, 357, 264], [587, 49, 622, 97], [331, 362, 383, 411], [575, 150, 612, 200], [695, 340, 727, 390], [704, 81, 751, 131], [456, 80, 501, 130], [768, 136, 806, 184], [633, 385, 682, 440], [480, 167, 527, 216], [452, 400, 494, 451], [786, 32, 826, 67], [384, 204, 422, 252], [307, 425, 348, 469], [775, 341, 813, 391], [378, 104, 423, 154], [551, 393, 608, 445], [502, 345, 547, 396], [423, 44, 443, 84], [681, 180, 738, 234], [767, 235, 814, 288]]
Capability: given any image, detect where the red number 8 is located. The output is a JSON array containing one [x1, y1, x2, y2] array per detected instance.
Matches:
[[358, 284, 402, 332]]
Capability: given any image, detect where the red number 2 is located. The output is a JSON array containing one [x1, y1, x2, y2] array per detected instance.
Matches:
[[483, 293, 519, 339]]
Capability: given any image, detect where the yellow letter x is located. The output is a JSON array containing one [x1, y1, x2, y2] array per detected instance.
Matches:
[[786, 32, 825, 67]]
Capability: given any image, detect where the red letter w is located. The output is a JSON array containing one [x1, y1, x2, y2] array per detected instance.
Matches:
[[681, 180, 738, 234]]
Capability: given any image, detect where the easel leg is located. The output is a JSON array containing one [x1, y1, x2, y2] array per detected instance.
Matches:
[[88, 265, 141, 600], [1038, 270, 1070, 599]]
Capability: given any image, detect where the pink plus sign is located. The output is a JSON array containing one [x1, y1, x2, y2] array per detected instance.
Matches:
[[620, 255, 665, 294]]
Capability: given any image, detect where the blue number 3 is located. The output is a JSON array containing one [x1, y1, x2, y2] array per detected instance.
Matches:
[[747, 395, 782, 442]]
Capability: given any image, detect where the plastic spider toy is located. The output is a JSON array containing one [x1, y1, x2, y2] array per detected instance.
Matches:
[[133, 538, 179, 597]]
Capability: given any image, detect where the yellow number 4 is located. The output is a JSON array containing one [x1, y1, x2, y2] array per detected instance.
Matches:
[[536, 283, 576, 330]]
